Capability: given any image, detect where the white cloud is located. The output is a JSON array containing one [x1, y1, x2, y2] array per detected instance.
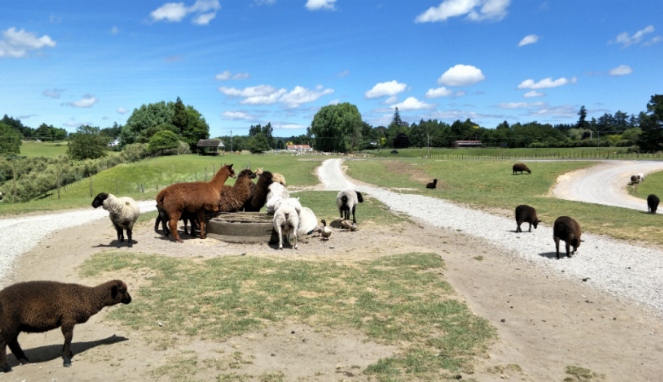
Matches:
[[306, 0, 336, 11], [65, 95, 98, 108], [150, 0, 220, 24], [454, 90, 467, 97], [255, 0, 276, 5], [219, 84, 280, 97], [518, 34, 539, 47], [280, 86, 334, 108], [497, 101, 546, 109], [232, 72, 249, 80], [527, 104, 577, 117], [337, 70, 350, 77], [382, 96, 399, 104], [328, 99, 340, 105], [64, 121, 84, 128], [272, 122, 308, 130], [438, 64, 485, 86], [415, 0, 510, 23], [643, 36, 661, 46], [425, 86, 453, 98], [43, 88, 64, 99], [17, 114, 37, 120], [365, 80, 407, 99], [391, 97, 435, 111], [517, 76, 577, 89], [0, 27, 56, 58], [117, 107, 129, 114], [221, 111, 256, 120], [609, 65, 632, 76], [421, 109, 504, 121], [49, 15, 62, 23], [220, 84, 333, 107], [215, 71, 249, 80], [523, 90, 545, 98], [611, 25, 655, 48], [110, 26, 119, 34]]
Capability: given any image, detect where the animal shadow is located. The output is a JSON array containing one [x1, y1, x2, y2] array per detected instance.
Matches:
[[93, 240, 137, 248], [8, 335, 128, 366], [538, 251, 568, 260]]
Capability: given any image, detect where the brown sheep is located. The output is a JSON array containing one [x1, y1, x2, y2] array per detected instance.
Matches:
[[217, 169, 256, 212], [426, 179, 437, 189], [242, 171, 274, 212], [630, 175, 639, 185], [156, 164, 236, 242], [515, 205, 541, 233], [0, 280, 131, 371], [512, 163, 531, 174], [553, 216, 582, 259]]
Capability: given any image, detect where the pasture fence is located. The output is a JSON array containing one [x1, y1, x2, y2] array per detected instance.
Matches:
[[420, 150, 663, 161]]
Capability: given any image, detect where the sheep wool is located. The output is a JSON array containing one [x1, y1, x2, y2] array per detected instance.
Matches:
[[92, 193, 140, 247], [265, 183, 291, 214], [273, 204, 300, 250], [336, 189, 364, 224], [297, 207, 318, 236]]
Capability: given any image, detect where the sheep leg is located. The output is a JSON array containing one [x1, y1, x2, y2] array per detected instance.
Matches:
[[565, 241, 572, 258], [277, 226, 283, 249], [516, 222, 522, 233], [113, 223, 123, 248], [169, 211, 183, 243], [528, 223, 532, 232], [127, 229, 133, 248], [61, 323, 75, 367], [293, 232, 298, 250], [0, 342, 10, 372], [554, 237, 560, 259], [8, 338, 28, 364], [197, 210, 207, 239], [352, 206, 357, 224]]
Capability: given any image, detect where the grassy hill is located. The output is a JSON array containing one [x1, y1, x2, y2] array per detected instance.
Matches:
[[20, 141, 70, 158]]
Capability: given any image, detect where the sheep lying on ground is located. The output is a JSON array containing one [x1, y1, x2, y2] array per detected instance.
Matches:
[[512, 163, 531, 174], [515, 205, 541, 233], [637, 173, 645, 182], [273, 204, 300, 250], [336, 189, 363, 224], [297, 207, 318, 236], [426, 179, 437, 189], [647, 194, 660, 214], [242, 171, 274, 212], [265, 183, 290, 214], [0, 280, 131, 371], [155, 206, 199, 237], [92, 193, 140, 248], [553, 216, 582, 259]]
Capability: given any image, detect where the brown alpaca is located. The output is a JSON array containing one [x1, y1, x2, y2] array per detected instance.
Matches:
[[156, 164, 236, 242], [0, 280, 131, 371], [217, 169, 256, 213], [242, 171, 274, 212]]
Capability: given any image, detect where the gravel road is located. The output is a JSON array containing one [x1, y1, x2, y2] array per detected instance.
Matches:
[[552, 160, 663, 210], [320, 158, 663, 315], [0, 201, 156, 285]]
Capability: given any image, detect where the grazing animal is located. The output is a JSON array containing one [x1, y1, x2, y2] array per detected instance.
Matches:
[[273, 204, 300, 250], [217, 169, 256, 213], [391, 150, 399, 154], [297, 207, 318, 236], [92, 193, 140, 248], [647, 194, 660, 214], [156, 164, 236, 242], [272, 173, 286, 186], [630, 175, 639, 185], [242, 171, 274, 212], [0, 280, 131, 371], [155, 206, 199, 237], [637, 173, 645, 182], [336, 189, 363, 224], [0, 191, 3, 202], [426, 179, 438, 189], [313, 219, 332, 240], [512, 163, 531, 174], [553, 216, 582, 259], [515, 205, 541, 233], [265, 183, 290, 214]]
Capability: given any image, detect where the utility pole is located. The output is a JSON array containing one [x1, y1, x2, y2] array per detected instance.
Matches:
[[427, 132, 430, 157], [597, 131, 600, 149], [230, 130, 233, 152]]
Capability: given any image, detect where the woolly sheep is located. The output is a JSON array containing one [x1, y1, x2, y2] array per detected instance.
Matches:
[[92, 193, 140, 248], [336, 189, 364, 224], [273, 204, 300, 250], [647, 194, 660, 214], [265, 183, 290, 214], [0, 280, 131, 371], [637, 173, 645, 182], [515, 205, 541, 233], [426, 179, 437, 189], [553, 216, 582, 259], [297, 207, 318, 236], [0, 191, 3, 202], [512, 163, 531, 174]]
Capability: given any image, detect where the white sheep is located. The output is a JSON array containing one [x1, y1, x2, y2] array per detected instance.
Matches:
[[637, 173, 645, 182], [265, 182, 290, 214], [297, 207, 318, 236], [336, 189, 364, 224], [0, 191, 3, 202], [273, 203, 300, 250], [92, 193, 140, 248]]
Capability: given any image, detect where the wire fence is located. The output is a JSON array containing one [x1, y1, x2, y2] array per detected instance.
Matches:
[[420, 150, 663, 161]]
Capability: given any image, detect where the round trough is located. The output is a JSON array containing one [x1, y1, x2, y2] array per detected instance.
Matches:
[[206, 212, 278, 244]]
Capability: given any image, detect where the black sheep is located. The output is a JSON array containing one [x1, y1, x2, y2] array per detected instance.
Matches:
[[0, 280, 131, 371], [647, 194, 660, 214], [515, 205, 541, 233], [426, 179, 438, 189], [553, 216, 582, 259], [512, 163, 531, 174], [391, 150, 399, 154]]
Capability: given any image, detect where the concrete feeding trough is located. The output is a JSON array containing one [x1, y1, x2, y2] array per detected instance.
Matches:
[[206, 212, 277, 243]]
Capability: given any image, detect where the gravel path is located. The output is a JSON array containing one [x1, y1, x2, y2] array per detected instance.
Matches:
[[320, 158, 663, 315], [0, 201, 156, 284], [552, 160, 663, 210]]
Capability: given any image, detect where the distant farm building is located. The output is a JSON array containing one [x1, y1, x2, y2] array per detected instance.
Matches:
[[452, 140, 482, 148], [108, 138, 120, 147], [286, 144, 313, 152], [197, 139, 225, 155]]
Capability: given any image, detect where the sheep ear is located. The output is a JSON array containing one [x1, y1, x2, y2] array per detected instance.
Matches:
[[111, 285, 118, 299]]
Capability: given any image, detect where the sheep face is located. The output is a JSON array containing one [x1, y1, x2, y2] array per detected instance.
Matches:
[[532, 219, 541, 229], [110, 280, 132, 305], [92, 193, 109, 208]]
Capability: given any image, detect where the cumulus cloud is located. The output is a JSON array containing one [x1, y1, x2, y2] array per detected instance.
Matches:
[[364, 80, 407, 99], [517, 76, 577, 89], [306, 0, 336, 11], [523, 90, 545, 98], [415, 0, 510, 23], [221, 111, 256, 120], [0, 27, 56, 58], [219, 84, 333, 107], [150, 0, 220, 25], [382, 96, 399, 104], [328, 99, 340, 105], [438, 64, 486, 86], [391, 97, 435, 111], [425, 86, 453, 98], [117, 107, 129, 114], [497, 101, 546, 109], [280, 86, 334, 108], [527, 104, 577, 117], [64, 95, 98, 108], [609, 65, 633, 76], [336, 70, 350, 77], [215, 71, 250, 80], [518, 34, 539, 47], [610, 25, 655, 48], [43, 88, 64, 99], [272, 122, 308, 130]]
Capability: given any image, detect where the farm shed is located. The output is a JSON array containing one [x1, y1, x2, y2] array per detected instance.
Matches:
[[197, 139, 225, 155]]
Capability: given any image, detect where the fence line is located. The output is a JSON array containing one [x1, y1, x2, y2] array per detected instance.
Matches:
[[420, 150, 663, 161]]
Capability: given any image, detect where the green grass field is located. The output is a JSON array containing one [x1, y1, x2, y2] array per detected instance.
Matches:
[[346, 159, 663, 245], [0, 154, 324, 216], [631, 170, 663, 201], [364, 146, 643, 160], [19, 140, 70, 158]]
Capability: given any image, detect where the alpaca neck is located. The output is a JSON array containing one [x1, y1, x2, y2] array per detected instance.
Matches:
[[209, 168, 230, 190]]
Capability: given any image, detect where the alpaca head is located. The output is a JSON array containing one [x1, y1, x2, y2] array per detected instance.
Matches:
[[92, 193, 110, 208], [237, 169, 256, 179], [224, 164, 236, 179]]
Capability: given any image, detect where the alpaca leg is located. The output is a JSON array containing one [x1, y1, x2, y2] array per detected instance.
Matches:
[[154, 215, 161, 234], [183, 218, 189, 236], [127, 229, 133, 248], [8, 338, 28, 364], [554, 237, 560, 259], [197, 210, 207, 239], [169, 211, 183, 243], [61, 323, 75, 367]]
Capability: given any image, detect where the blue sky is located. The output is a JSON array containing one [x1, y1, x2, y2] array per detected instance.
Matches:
[[1, 0, 661, 137]]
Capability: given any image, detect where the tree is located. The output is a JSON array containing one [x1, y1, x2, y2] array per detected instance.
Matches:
[[247, 132, 270, 153], [67, 125, 109, 160], [148, 130, 180, 154], [182, 106, 210, 150], [0, 123, 22, 155], [639, 95, 663, 151], [390, 107, 403, 127], [276, 140, 284, 150], [120, 101, 174, 146], [309, 103, 362, 153], [249, 124, 262, 137], [171, 97, 188, 132], [577, 105, 589, 129], [393, 133, 410, 149]]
